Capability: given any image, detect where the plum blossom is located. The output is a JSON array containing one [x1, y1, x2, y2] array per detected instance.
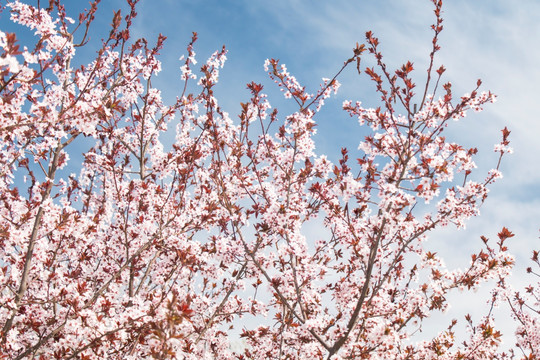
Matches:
[[0, 0, 521, 359]]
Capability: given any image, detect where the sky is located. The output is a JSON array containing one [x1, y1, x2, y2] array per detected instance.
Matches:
[[2, 0, 540, 352], [128, 0, 540, 308], [129, 0, 540, 349]]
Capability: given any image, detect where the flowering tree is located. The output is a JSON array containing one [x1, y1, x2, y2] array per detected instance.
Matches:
[[0, 0, 526, 359]]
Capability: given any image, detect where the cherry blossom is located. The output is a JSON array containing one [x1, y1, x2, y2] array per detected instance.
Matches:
[[0, 0, 532, 359]]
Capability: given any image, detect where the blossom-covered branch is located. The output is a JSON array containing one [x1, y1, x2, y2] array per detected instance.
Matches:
[[0, 0, 524, 359]]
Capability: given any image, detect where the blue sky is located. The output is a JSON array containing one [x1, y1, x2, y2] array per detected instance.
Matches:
[[2, 0, 540, 350], [129, 0, 540, 347], [123, 0, 540, 262]]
